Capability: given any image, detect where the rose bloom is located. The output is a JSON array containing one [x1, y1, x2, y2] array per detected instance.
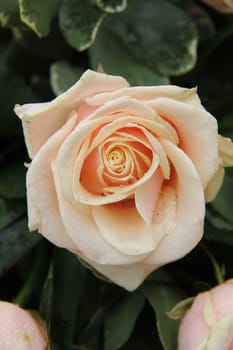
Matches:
[[200, 0, 233, 13], [178, 279, 233, 350], [0, 301, 49, 349], [14, 70, 232, 290]]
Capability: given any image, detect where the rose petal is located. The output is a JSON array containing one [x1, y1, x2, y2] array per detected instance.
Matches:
[[0, 301, 48, 350], [52, 163, 149, 265], [26, 112, 78, 251], [135, 167, 163, 224], [218, 135, 233, 167], [146, 140, 205, 265], [205, 166, 225, 203], [87, 85, 202, 108], [198, 314, 233, 350], [178, 292, 211, 350], [212, 283, 233, 320], [149, 97, 218, 188], [150, 185, 177, 247], [82, 95, 156, 122], [92, 201, 155, 256], [78, 256, 159, 291], [14, 70, 129, 158], [56, 115, 165, 206]]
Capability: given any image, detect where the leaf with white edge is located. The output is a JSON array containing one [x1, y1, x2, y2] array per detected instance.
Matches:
[[59, 0, 106, 51], [0, 0, 21, 28], [50, 61, 84, 96], [96, 0, 127, 13], [89, 20, 169, 86], [108, 0, 198, 76], [19, 0, 60, 37], [167, 297, 194, 320], [104, 292, 145, 350], [142, 280, 185, 350]]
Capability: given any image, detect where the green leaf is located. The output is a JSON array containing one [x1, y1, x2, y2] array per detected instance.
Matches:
[[89, 21, 169, 86], [0, 0, 21, 28], [104, 292, 145, 350], [108, 0, 198, 76], [167, 297, 194, 320], [142, 273, 185, 350], [0, 161, 26, 199], [0, 63, 36, 137], [12, 25, 72, 61], [50, 248, 84, 350], [59, 0, 106, 51], [0, 198, 26, 231], [50, 61, 84, 96], [0, 218, 40, 276], [18, 0, 60, 37], [96, 0, 127, 13]]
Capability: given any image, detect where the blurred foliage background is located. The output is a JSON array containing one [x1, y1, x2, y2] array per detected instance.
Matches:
[[0, 0, 233, 349]]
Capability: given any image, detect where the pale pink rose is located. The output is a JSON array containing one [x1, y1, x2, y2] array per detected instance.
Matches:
[[200, 0, 233, 13], [178, 279, 233, 350], [0, 301, 49, 349], [14, 70, 230, 290]]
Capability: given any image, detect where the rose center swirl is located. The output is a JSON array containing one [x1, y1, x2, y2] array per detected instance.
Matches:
[[105, 145, 126, 173], [79, 127, 156, 198], [101, 133, 153, 189]]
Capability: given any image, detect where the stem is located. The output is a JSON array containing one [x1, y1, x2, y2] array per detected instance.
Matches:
[[14, 240, 49, 308]]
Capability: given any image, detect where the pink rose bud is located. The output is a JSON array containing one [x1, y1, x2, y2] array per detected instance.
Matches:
[[0, 301, 49, 349], [200, 0, 233, 13], [14, 70, 233, 290], [178, 279, 233, 350]]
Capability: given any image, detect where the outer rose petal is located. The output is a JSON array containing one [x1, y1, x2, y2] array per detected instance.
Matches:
[[149, 98, 218, 188], [178, 293, 210, 350], [145, 140, 205, 265], [27, 112, 78, 251], [198, 314, 233, 350], [79, 256, 160, 291], [211, 282, 233, 319], [205, 166, 225, 203], [14, 70, 129, 158], [86, 85, 203, 109], [218, 135, 233, 167], [0, 301, 49, 350], [205, 135, 233, 202]]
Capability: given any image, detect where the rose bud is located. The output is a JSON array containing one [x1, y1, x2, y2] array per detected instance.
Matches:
[[178, 279, 233, 350], [0, 301, 49, 349], [14, 70, 233, 290]]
